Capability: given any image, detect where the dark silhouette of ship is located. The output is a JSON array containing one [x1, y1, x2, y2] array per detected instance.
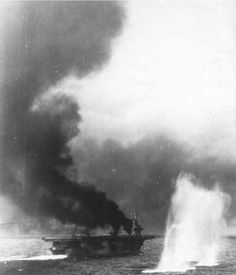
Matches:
[[43, 210, 156, 258]]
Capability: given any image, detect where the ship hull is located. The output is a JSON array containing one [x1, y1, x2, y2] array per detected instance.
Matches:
[[43, 235, 155, 258]]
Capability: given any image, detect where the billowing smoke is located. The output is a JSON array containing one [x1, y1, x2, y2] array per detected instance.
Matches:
[[74, 135, 236, 233], [74, 136, 187, 232], [0, 1, 132, 234]]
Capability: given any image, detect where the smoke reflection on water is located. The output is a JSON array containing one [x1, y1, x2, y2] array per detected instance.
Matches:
[[143, 173, 230, 273]]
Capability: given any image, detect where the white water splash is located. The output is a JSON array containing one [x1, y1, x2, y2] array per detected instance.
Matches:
[[143, 173, 230, 273]]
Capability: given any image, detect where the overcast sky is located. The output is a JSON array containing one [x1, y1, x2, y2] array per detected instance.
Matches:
[[52, 1, 236, 160], [1, 0, 236, 153]]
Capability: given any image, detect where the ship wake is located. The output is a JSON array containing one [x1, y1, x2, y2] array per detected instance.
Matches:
[[0, 254, 67, 262]]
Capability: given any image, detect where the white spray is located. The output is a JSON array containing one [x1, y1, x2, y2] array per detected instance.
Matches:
[[143, 173, 230, 273]]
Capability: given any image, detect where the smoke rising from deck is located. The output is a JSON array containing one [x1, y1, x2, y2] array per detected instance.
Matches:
[[0, 1, 132, 234], [74, 135, 236, 232]]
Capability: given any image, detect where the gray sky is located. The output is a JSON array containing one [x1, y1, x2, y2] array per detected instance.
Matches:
[[58, 1, 236, 157], [3, 0, 235, 155]]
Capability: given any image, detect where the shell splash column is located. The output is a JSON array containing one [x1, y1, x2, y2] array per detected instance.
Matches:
[[143, 173, 230, 273]]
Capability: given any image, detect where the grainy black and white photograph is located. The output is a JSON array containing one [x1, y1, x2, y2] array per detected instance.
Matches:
[[1, 0, 236, 274]]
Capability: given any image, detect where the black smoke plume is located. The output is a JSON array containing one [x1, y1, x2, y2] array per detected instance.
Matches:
[[0, 1, 132, 234], [74, 136, 188, 232], [74, 135, 236, 233]]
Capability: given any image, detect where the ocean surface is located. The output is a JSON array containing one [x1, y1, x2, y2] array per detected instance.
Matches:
[[0, 237, 236, 274]]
